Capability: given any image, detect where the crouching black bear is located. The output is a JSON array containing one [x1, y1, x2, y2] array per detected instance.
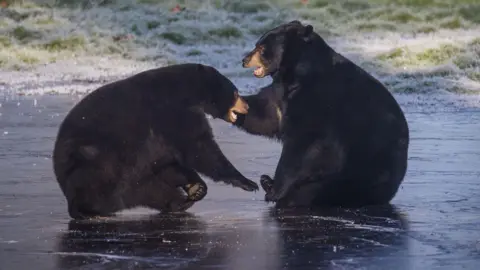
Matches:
[[235, 21, 409, 208], [53, 63, 259, 219]]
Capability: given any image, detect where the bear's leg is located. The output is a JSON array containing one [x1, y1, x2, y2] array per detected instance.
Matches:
[[133, 165, 209, 213], [150, 159, 208, 203], [261, 140, 309, 203], [134, 177, 194, 213], [65, 168, 125, 220], [180, 167, 208, 202], [185, 136, 259, 192], [354, 144, 408, 206], [264, 138, 345, 205], [155, 163, 208, 202], [145, 184, 195, 213]]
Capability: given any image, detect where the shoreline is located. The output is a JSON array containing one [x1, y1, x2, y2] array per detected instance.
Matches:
[[1, 57, 480, 114]]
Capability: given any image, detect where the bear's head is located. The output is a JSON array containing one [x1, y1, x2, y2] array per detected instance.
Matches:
[[242, 20, 315, 78], [199, 64, 249, 123], [225, 91, 249, 123]]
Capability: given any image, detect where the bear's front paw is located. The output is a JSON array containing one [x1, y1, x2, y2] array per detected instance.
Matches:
[[260, 175, 276, 202], [260, 174, 274, 193]]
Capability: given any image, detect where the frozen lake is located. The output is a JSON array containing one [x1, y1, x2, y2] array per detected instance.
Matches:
[[0, 94, 479, 270], [1, 0, 480, 268]]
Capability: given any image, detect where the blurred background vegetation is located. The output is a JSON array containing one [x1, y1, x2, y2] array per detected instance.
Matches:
[[0, 0, 479, 93]]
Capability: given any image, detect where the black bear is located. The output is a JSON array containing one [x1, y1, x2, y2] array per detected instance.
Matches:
[[53, 63, 259, 219], [235, 21, 409, 208]]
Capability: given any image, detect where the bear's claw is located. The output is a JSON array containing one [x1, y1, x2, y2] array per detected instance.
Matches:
[[231, 178, 259, 192], [260, 174, 274, 193], [260, 175, 277, 202]]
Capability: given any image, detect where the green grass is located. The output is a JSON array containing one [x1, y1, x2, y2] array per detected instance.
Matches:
[[35, 17, 57, 25], [3, 9, 31, 22], [467, 72, 480, 82], [354, 7, 396, 21], [186, 49, 203, 56], [425, 11, 451, 21], [377, 47, 406, 61], [137, 0, 162, 3], [146, 21, 161, 30], [15, 1, 41, 8], [0, 36, 12, 47], [208, 26, 242, 38], [41, 36, 86, 52], [16, 51, 39, 64], [1, 0, 478, 73], [0, 19, 8, 28], [416, 44, 461, 64], [377, 44, 463, 67], [160, 32, 187, 45], [355, 22, 397, 31], [469, 38, 480, 46], [388, 0, 436, 7], [223, 2, 271, 13], [254, 15, 269, 22], [53, 0, 115, 7], [167, 17, 179, 23], [119, 4, 133, 11], [11, 26, 42, 42], [131, 24, 141, 35], [0, 57, 8, 67], [416, 25, 437, 33], [439, 17, 463, 29], [368, 0, 439, 7], [310, 0, 329, 8], [450, 86, 480, 94], [458, 5, 480, 23], [341, 1, 371, 11], [454, 56, 480, 69], [388, 11, 422, 23], [106, 45, 122, 54]]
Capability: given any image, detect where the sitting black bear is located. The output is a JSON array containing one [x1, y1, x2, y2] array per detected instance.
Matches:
[[235, 21, 409, 208], [53, 63, 258, 219]]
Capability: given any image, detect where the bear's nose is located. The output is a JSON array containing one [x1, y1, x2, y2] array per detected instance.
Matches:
[[242, 57, 249, 68]]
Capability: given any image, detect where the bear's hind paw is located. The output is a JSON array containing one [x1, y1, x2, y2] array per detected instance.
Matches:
[[185, 182, 207, 202]]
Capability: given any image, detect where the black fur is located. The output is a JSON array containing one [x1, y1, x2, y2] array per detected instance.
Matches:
[[53, 63, 258, 219], [236, 21, 409, 208]]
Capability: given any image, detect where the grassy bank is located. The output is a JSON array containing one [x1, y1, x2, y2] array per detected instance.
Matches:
[[0, 0, 479, 94]]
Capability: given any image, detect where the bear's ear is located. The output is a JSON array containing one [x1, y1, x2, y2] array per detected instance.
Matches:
[[301, 24, 313, 42]]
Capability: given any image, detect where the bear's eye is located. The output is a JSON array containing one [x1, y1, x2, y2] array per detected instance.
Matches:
[[258, 46, 266, 55]]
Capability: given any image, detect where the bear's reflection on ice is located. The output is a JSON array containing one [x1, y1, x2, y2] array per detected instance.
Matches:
[[55, 205, 409, 270]]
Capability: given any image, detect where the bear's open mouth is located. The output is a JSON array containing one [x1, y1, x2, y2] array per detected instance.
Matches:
[[230, 111, 238, 122], [253, 66, 266, 78], [242, 48, 267, 78], [226, 95, 248, 123]]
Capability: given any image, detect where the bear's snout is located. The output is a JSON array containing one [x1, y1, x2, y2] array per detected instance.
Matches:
[[232, 95, 249, 114], [242, 53, 252, 68], [225, 94, 249, 123]]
